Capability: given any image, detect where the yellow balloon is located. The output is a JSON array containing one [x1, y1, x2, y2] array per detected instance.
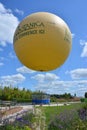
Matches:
[[13, 12, 72, 71]]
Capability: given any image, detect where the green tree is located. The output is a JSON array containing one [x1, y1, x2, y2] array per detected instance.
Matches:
[[85, 92, 87, 98]]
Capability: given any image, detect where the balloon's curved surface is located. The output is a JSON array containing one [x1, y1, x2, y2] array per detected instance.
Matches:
[[13, 12, 72, 71]]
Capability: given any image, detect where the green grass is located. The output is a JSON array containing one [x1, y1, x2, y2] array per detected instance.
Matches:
[[42, 103, 84, 124]]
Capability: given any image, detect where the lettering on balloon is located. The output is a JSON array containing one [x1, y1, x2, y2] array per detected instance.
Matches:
[[14, 21, 45, 42], [64, 29, 71, 43]]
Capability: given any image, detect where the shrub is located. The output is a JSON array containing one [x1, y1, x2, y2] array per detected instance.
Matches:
[[78, 103, 87, 121], [0, 112, 34, 130], [80, 98, 85, 102], [84, 98, 87, 103], [48, 109, 79, 130], [80, 98, 87, 103], [17, 99, 32, 103]]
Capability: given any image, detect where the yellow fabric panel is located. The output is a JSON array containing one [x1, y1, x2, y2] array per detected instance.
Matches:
[[13, 12, 72, 71]]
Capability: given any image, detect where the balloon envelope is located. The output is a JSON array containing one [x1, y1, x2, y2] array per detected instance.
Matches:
[[13, 12, 72, 71]]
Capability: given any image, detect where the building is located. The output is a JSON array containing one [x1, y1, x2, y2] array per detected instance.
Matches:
[[32, 93, 50, 104]]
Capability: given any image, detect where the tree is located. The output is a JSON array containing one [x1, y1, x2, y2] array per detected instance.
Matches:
[[85, 92, 87, 98]]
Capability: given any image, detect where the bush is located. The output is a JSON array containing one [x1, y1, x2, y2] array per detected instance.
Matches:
[[0, 125, 32, 130], [84, 98, 87, 103], [0, 112, 34, 130], [48, 109, 79, 130], [78, 103, 87, 121], [17, 99, 32, 103], [80, 98, 87, 103], [80, 98, 85, 102], [48, 104, 87, 130]]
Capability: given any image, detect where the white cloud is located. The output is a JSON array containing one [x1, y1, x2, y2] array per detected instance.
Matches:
[[8, 52, 16, 59], [0, 3, 12, 13], [72, 33, 75, 38], [0, 3, 19, 46], [81, 43, 87, 57], [31, 73, 60, 83], [45, 73, 59, 81], [16, 66, 36, 74], [80, 40, 85, 45], [67, 68, 87, 79], [15, 8, 24, 15], [33, 79, 87, 96], [31, 72, 87, 96], [80, 40, 87, 57], [32, 74, 45, 83], [0, 62, 4, 66], [0, 73, 25, 86]]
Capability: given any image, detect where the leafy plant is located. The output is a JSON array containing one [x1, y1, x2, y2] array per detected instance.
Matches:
[[78, 103, 87, 121], [48, 109, 78, 130], [0, 112, 34, 130]]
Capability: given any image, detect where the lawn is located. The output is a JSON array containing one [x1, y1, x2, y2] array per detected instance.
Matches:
[[40, 103, 87, 130], [43, 103, 83, 124]]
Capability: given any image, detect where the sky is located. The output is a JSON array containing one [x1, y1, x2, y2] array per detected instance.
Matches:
[[0, 0, 87, 97]]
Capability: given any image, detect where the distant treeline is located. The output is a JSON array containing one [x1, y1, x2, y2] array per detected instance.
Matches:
[[0, 86, 86, 103], [50, 93, 73, 99], [0, 86, 32, 102]]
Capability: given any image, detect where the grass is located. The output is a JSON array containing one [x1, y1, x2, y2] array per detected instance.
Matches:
[[42, 103, 84, 124], [38, 103, 87, 129], [0, 103, 86, 130]]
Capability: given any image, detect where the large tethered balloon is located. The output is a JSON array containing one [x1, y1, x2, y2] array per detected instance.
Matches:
[[13, 12, 72, 71]]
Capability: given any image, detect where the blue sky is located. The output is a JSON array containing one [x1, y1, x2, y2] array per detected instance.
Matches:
[[0, 0, 87, 97]]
